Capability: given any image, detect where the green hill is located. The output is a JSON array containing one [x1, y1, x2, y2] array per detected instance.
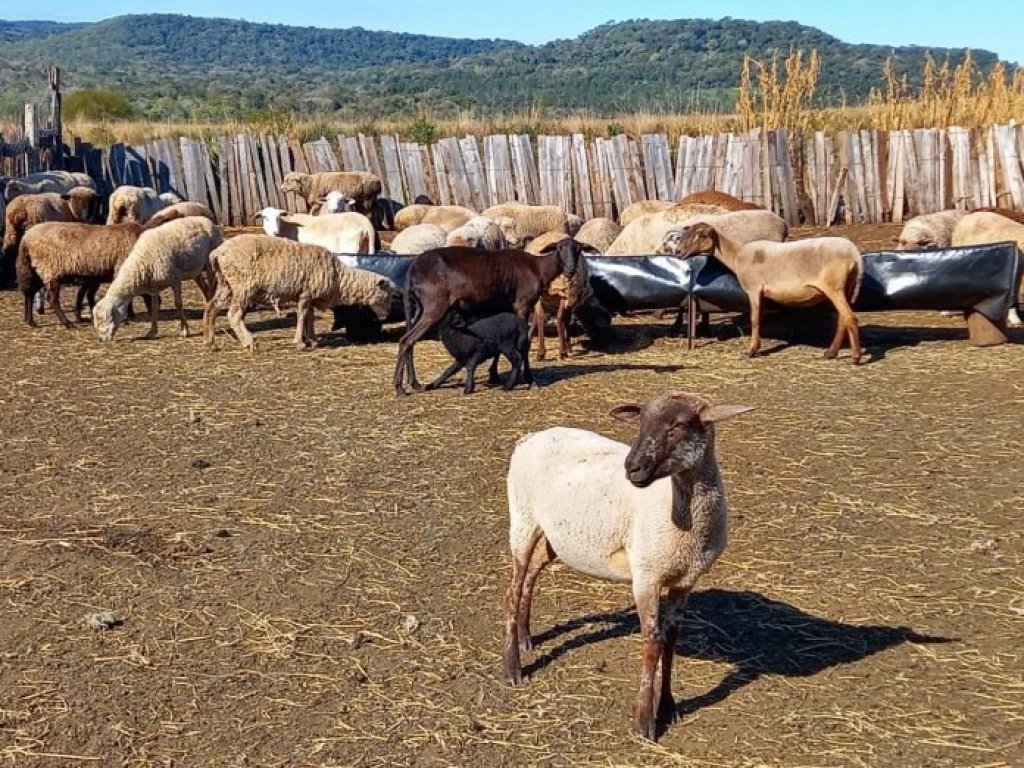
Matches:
[[0, 14, 1009, 121]]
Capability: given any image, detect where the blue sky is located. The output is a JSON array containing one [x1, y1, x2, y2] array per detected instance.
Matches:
[[3, 0, 1020, 63]]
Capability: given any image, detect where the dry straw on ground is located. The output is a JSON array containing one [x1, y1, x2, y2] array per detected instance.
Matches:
[[0, 222, 1022, 765]]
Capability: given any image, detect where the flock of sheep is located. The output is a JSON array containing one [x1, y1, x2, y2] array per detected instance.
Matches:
[[2, 165, 1023, 741]]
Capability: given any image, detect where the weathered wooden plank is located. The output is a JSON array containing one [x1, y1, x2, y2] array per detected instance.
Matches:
[[993, 123, 1024, 209], [400, 142, 431, 203], [571, 133, 594, 220], [379, 135, 406, 205], [484, 134, 515, 206], [234, 135, 253, 222], [197, 140, 222, 221], [223, 136, 241, 226], [459, 136, 488, 211], [591, 137, 612, 218], [263, 134, 284, 209], [437, 137, 471, 208], [604, 136, 632, 213], [774, 128, 801, 226], [431, 143, 451, 205], [358, 134, 385, 194]]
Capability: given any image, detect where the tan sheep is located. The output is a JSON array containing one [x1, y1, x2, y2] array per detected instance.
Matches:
[[619, 200, 676, 226], [93, 217, 221, 341], [393, 203, 432, 231], [893, 209, 967, 249], [389, 223, 448, 255], [525, 233, 593, 361], [280, 170, 382, 215], [2, 188, 99, 265], [574, 217, 622, 252], [607, 208, 787, 255], [445, 216, 509, 250], [203, 234, 395, 351], [144, 201, 216, 228], [481, 202, 575, 243], [664, 222, 863, 363], [951, 211, 1024, 326]]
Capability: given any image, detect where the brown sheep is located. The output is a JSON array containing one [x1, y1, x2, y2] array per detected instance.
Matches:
[[678, 190, 762, 211], [394, 241, 584, 395], [665, 222, 863, 363], [280, 171, 382, 215], [526, 232, 593, 360], [2, 188, 100, 269]]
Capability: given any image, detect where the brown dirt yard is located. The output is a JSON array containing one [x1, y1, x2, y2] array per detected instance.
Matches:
[[1, 223, 1022, 766]]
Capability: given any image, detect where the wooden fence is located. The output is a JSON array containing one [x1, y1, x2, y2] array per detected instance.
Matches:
[[8, 123, 1024, 228]]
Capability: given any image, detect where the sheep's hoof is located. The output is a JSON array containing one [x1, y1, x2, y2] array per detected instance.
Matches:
[[395, 387, 409, 397], [634, 711, 657, 742], [62, 321, 74, 330], [180, 329, 190, 339], [410, 381, 424, 392], [851, 355, 864, 366], [823, 349, 839, 360]]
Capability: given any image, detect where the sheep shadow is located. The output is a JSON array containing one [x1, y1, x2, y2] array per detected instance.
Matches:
[[523, 588, 953, 735], [538, 362, 687, 385]]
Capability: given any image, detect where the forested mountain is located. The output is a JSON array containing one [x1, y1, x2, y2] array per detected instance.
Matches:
[[0, 14, 1010, 120]]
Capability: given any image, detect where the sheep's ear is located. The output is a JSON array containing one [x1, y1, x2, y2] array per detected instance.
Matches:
[[609, 404, 642, 423], [699, 404, 755, 424]]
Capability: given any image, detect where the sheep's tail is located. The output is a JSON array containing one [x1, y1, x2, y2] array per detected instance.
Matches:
[[847, 250, 864, 304], [15, 236, 41, 294]]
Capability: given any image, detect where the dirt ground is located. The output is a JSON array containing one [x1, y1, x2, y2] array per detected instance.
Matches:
[[1, 223, 1022, 767]]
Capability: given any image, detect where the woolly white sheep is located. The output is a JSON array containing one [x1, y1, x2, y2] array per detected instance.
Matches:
[[203, 234, 395, 351], [504, 391, 753, 741], [107, 186, 182, 224], [574, 217, 622, 252], [951, 211, 1024, 326], [445, 216, 509, 250], [894, 209, 967, 250], [256, 206, 375, 255], [481, 202, 577, 243], [388, 223, 449, 255], [93, 216, 221, 341], [606, 208, 788, 255]]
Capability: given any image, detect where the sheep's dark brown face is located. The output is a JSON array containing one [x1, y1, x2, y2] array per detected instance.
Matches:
[[611, 392, 753, 487], [556, 239, 583, 276]]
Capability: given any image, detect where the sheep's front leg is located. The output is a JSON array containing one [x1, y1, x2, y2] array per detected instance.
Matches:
[[516, 534, 556, 648], [657, 587, 690, 727], [303, 302, 318, 347], [172, 282, 189, 337], [294, 297, 313, 349], [227, 303, 255, 352], [746, 290, 763, 358], [556, 300, 572, 359], [424, 360, 464, 391], [46, 280, 73, 329], [144, 293, 161, 339], [632, 583, 663, 741], [502, 535, 539, 686], [532, 302, 548, 361]]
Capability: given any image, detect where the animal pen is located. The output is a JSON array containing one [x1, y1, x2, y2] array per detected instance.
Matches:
[[4, 121, 1024, 229]]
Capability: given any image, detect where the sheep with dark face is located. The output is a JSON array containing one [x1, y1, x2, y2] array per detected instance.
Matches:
[[504, 391, 754, 740], [424, 310, 532, 395]]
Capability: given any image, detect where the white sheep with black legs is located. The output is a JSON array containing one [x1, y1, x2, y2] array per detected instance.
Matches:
[[503, 391, 753, 741], [93, 216, 221, 341]]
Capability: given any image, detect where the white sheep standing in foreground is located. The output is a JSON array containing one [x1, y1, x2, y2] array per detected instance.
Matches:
[[256, 206, 375, 254], [203, 234, 395, 351], [504, 391, 754, 741], [93, 216, 221, 341], [951, 211, 1024, 326]]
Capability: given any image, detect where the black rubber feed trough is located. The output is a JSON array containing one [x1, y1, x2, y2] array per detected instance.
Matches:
[[333, 242, 1022, 336]]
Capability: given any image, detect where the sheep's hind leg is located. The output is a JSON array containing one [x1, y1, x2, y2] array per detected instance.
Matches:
[[144, 293, 161, 339], [532, 302, 548, 361], [294, 297, 313, 349], [556, 299, 572, 359], [303, 301, 319, 348], [172, 282, 189, 338], [822, 287, 861, 364], [461, 352, 487, 395], [502, 348, 524, 391], [745, 291, 763, 358], [656, 587, 691, 727], [503, 530, 542, 686], [632, 582, 663, 741], [516, 534, 556, 650], [394, 308, 445, 395]]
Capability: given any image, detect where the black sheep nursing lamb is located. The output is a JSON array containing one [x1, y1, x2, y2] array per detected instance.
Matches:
[[425, 310, 533, 395]]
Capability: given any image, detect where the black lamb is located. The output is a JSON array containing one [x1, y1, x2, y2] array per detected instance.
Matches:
[[425, 310, 533, 394]]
